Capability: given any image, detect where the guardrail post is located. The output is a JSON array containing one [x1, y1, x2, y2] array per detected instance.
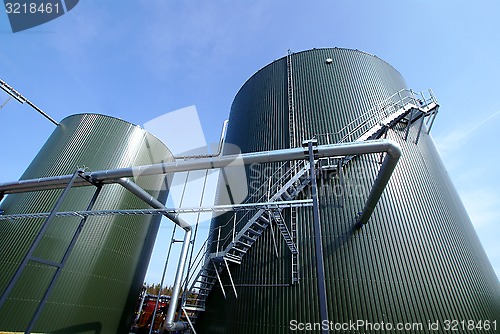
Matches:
[[217, 226, 221, 252]]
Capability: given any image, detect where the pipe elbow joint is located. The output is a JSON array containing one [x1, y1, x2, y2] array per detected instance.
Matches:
[[164, 321, 188, 332], [385, 140, 402, 160]]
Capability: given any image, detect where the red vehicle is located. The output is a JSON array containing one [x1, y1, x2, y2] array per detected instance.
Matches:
[[132, 292, 171, 333]]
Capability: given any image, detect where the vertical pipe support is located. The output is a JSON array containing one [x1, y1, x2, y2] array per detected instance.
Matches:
[[305, 140, 329, 334], [356, 141, 402, 226], [164, 229, 191, 332], [114, 178, 191, 333]]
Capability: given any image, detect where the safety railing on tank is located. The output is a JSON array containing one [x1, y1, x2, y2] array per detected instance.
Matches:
[[205, 161, 288, 254], [316, 88, 437, 145], [211, 161, 296, 253], [210, 159, 308, 254]]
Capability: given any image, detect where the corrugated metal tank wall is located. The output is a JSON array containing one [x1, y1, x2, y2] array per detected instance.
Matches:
[[197, 48, 500, 333], [0, 114, 173, 333]]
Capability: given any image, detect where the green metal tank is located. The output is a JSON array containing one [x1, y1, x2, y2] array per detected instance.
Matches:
[[0, 114, 173, 333], [197, 48, 500, 333]]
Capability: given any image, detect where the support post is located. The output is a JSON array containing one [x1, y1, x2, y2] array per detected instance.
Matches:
[[212, 260, 226, 299], [427, 108, 439, 134], [217, 226, 221, 252], [415, 111, 426, 144], [223, 258, 238, 298], [337, 158, 346, 208], [404, 108, 414, 141], [306, 140, 329, 334], [232, 214, 236, 243], [268, 211, 280, 258]]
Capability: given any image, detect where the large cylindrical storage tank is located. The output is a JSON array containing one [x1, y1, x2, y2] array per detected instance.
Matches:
[[197, 48, 500, 333], [0, 114, 172, 333]]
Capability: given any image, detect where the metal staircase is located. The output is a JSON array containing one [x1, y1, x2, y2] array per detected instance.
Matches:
[[177, 88, 439, 333], [317, 88, 439, 146], [182, 161, 312, 316]]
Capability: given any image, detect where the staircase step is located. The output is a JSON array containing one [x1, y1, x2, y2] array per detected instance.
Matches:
[[184, 306, 206, 312], [186, 298, 202, 303], [195, 277, 216, 285], [232, 247, 247, 254], [194, 291, 209, 296], [241, 234, 256, 242], [200, 273, 216, 279], [236, 240, 251, 248], [258, 215, 270, 224], [224, 254, 242, 264], [248, 228, 262, 235], [253, 220, 267, 228], [227, 249, 242, 257]]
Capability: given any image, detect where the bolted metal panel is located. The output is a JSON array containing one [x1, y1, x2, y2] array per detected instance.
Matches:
[[0, 114, 173, 333], [198, 48, 500, 333]]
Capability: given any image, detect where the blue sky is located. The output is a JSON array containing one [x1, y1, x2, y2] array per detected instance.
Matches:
[[1, 1, 499, 285]]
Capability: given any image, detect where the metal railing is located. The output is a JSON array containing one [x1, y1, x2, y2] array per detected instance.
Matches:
[[315, 88, 437, 145], [210, 159, 308, 254]]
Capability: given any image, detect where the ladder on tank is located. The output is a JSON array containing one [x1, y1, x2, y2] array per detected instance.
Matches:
[[177, 88, 439, 333], [286, 50, 301, 284]]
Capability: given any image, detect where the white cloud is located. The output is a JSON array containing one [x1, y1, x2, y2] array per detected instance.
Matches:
[[434, 109, 500, 155], [433, 109, 500, 280]]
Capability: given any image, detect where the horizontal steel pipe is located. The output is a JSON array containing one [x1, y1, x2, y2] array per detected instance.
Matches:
[[0, 139, 401, 195]]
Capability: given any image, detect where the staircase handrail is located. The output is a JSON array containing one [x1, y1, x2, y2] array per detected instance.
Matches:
[[316, 88, 436, 144], [210, 160, 308, 253]]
